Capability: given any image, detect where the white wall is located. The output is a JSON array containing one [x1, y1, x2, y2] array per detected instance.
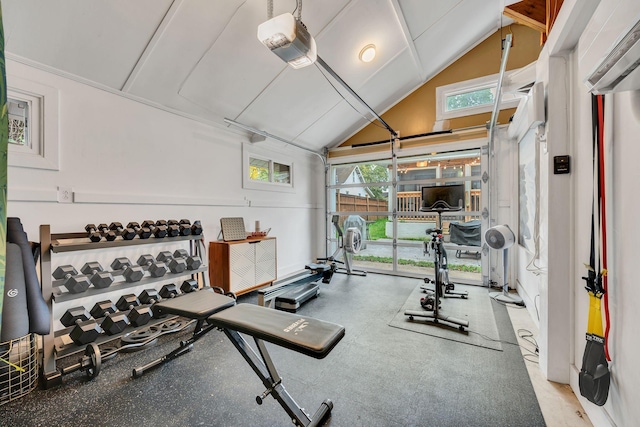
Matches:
[[6, 59, 324, 278], [511, 0, 640, 424], [570, 43, 640, 427]]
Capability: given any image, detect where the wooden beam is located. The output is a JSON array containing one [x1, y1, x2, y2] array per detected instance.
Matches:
[[546, 0, 565, 35], [504, 0, 547, 33]]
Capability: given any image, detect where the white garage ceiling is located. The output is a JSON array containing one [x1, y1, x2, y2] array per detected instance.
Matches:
[[2, 0, 517, 151]]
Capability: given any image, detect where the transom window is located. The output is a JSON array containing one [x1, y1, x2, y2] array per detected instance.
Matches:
[[436, 72, 523, 121]]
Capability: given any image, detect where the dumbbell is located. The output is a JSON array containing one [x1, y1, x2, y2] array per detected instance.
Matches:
[[168, 219, 191, 236], [52, 265, 91, 294], [90, 300, 117, 319], [60, 307, 102, 345], [180, 279, 199, 293], [172, 249, 202, 270], [111, 257, 144, 282], [85, 224, 102, 243], [97, 224, 117, 241], [179, 219, 203, 236], [157, 251, 187, 274], [142, 220, 168, 238], [127, 222, 152, 239], [61, 307, 128, 344], [80, 262, 114, 289], [109, 222, 136, 240], [162, 220, 180, 237], [137, 254, 168, 277], [159, 283, 180, 299], [87, 301, 129, 335], [116, 294, 152, 327], [138, 289, 161, 305]]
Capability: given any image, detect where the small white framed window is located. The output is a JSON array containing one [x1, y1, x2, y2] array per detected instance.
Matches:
[[435, 72, 523, 121], [7, 75, 59, 170], [243, 143, 294, 192]]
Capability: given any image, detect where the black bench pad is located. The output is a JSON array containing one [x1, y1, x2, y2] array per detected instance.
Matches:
[[209, 304, 345, 359], [152, 288, 236, 319]]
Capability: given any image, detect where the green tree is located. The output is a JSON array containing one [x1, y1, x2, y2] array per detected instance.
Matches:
[[358, 164, 389, 200]]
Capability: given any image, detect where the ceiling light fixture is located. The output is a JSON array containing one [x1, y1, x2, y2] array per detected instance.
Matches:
[[257, 1, 397, 139], [359, 44, 376, 63]]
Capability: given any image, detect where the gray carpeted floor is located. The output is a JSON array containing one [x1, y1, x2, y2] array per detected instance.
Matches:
[[0, 273, 545, 426]]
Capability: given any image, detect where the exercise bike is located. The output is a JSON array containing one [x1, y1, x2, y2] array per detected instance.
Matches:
[[318, 215, 367, 277], [405, 206, 469, 331]]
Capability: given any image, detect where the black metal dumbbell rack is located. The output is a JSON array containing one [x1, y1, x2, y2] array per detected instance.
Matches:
[[39, 224, 209, 388]]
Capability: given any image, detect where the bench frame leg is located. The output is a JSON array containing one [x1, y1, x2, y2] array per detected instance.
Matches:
[[132, 319, 218, 378], [222, 328, 333, 427]]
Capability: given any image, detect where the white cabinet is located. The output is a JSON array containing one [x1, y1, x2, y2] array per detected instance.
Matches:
[[209, 237, 276, 295]]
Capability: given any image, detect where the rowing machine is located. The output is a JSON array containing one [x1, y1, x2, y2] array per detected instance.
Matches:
[[319, 215, 367, 277]]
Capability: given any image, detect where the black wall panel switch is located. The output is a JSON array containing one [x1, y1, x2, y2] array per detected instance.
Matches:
[[554, 155, 570, 174]]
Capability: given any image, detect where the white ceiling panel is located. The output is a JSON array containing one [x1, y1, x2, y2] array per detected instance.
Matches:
[[294, 100, 371, 149], [414, 0, 499, 81], [314, 0, 409, 88], [178, 0, 350, 119], [235, 64, 343, 142], [3, 0, 173, 89], [177, 0, 286, 118], [126, 0, 246, 109], [398, 0, 463, 41]]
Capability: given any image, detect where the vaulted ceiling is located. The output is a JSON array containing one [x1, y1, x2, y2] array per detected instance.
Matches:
[[2, 0, 522, 151]]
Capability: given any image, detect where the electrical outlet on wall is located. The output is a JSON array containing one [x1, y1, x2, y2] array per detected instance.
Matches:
[[57, 186, 73, 203]]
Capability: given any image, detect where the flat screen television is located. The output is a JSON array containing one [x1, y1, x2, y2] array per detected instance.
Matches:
[[421, 184, 464, 211]]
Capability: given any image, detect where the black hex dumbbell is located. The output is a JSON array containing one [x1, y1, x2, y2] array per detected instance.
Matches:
[[180, 279, 199, 293], [97, 223, 117, 241], [111, 257, 144, 282], [52, 265, 91, 294], [60, 307, 102, 345], [127, 222, 152, 239], [179, 219, 203, 236], [138, 288, 161, 305], [163, 220, 180, 237], [100, 311, 130, 336], [81, 262, 114, 289], [157, 251, 187, 274], [159, 283, 180, 299], [137, 254, 167, 278], [90, 300, 117, 319], [173, 249, 202, 270], [85, 224, 102, 243], [169, 219, 191, 236], [142, 220, 168, 238], [109, 222, 136, 240], [116, 294, 152, 327]]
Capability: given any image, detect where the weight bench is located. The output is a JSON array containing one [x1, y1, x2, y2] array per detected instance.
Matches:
[[134, 288, 345, 427]]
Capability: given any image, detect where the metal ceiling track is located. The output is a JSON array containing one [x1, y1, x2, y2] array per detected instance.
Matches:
[[223, 118, 326, 165], [316, 56, 398, 140]]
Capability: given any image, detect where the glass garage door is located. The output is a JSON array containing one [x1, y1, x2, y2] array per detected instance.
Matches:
[[326, 146, 486, 284]]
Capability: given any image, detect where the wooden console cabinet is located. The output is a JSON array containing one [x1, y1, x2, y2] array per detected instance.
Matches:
[[209, 237, 277, 295]]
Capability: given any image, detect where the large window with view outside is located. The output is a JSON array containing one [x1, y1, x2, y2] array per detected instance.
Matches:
[[327, 148, 485, 283]]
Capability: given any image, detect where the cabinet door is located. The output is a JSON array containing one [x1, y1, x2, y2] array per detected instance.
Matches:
[[255, 239, 276, 285], [229, 242, 256, 293]]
